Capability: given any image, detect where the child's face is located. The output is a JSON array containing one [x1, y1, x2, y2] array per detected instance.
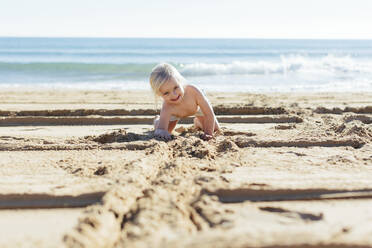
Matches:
[[158, 78, 184, 104]]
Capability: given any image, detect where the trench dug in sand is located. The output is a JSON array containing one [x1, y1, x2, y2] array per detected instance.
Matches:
[[0, 91, 372, 247]]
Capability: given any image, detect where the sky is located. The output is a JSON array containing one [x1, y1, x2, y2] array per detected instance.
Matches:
[[1, 0, 372, 39]]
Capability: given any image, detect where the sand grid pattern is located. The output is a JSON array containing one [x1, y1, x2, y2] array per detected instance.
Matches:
[[0, 91, 372, 247]]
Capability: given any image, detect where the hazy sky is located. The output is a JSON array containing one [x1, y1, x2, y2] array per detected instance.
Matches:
[[1, 0, 371, 39]]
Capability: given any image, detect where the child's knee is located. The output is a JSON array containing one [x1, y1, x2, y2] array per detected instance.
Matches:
[[193, 117, 203, 129], [214, 119, 220, 131]]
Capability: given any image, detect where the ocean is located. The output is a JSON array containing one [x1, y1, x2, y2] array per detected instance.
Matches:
[[0, 37, 371, 92]]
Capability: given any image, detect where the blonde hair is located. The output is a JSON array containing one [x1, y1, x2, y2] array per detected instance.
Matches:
[[149, 63, 185, 96]]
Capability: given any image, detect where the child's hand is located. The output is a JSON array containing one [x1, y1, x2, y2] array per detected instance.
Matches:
[[201, 133, 213, 141], [154, 129, 172, 141]]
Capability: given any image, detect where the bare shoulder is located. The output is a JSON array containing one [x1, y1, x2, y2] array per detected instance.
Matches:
[[184, 84, 204, 98]]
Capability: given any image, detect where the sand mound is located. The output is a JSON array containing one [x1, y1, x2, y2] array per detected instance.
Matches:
[[216, 138, 239, 153], [170, 137, 216, 159], [85, 127, 242, 159], [344, 114, 372, 124], [170, 131, 240, 159], [335, 121, 372, 141], [86, 129, 152, 144]]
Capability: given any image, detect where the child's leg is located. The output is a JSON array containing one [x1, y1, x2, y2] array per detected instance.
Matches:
[[214, 119, 221, 131], [194, 116, 219, 132], [168, 120, 178, 133], [154, 115, 178, 133], [193, 117, 203, 130]]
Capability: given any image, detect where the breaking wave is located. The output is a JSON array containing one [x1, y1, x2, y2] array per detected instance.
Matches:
[[179, 55, 372, 77]]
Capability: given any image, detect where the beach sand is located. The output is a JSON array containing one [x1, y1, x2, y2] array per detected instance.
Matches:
[[0, 90, 372, 247]]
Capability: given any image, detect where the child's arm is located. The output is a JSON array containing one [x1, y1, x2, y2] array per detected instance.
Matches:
[[192, 86, 216, 136], [154, 105, 173, 140]]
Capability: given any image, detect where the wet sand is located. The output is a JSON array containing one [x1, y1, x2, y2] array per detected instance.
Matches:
[[0, 90, 372, 247]]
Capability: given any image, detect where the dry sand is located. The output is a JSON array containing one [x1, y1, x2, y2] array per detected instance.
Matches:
[[0, 90, 372, 247]]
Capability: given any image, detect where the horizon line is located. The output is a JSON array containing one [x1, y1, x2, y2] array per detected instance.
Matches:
[[1, 36, 372, 41]]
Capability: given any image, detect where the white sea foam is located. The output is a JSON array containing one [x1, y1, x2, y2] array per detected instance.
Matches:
[[179, 55, 372, 77], [1, 76, 371, 93]]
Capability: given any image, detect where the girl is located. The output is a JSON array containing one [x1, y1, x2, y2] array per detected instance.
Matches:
[[149, 63, 220, 141]]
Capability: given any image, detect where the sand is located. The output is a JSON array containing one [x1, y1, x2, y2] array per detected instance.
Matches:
[[0, 90, 372, 247]]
